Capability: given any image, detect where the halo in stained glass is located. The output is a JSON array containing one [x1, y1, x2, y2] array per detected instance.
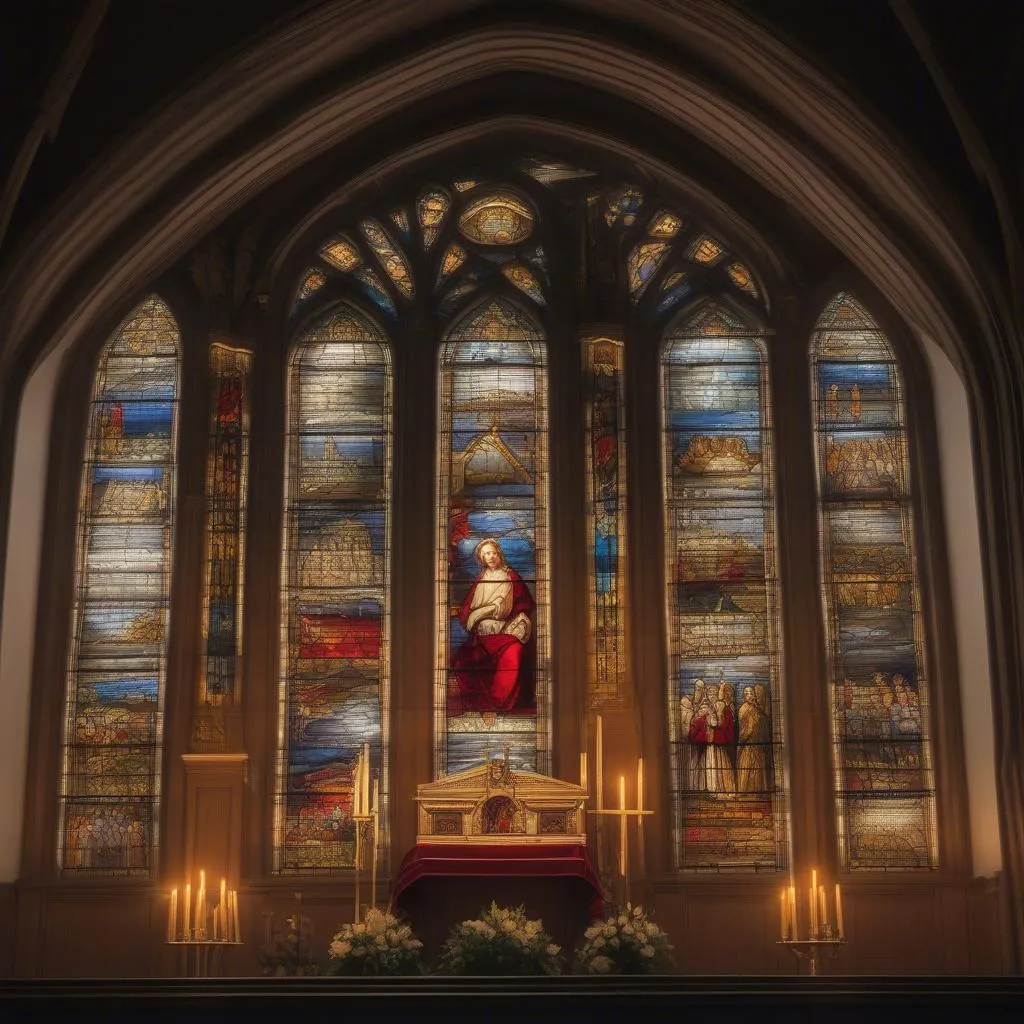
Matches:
[[447, 295, 544, 342], [686, 234, 725, 265], [648, 210, 685, 239], [321, 236, 362, 272], [458, 193, 535, 245], [417, 189, 450, 249], [628, 241, 671, 297], [359, 219, 414, 299], [354, 267, 397, 317], [501, 263, 546, 306], [727, 263, 759, 298]]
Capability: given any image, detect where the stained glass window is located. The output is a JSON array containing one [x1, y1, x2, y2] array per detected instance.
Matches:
[[58, 295, 180, 875], [812, 293, 937, 870], [359, 219, 414, 299], [686, 235, 725, 265], [584, 339, 629, 708], [628, 241, 671, 298], [198, 342, 252, 704], [436, 297, 550, 776], [457, 193, 535, 246], [275, 306, 392, 873], [293, 268, 327, 313], [417, 189, 450, 249], [662, 302, 787, 870]]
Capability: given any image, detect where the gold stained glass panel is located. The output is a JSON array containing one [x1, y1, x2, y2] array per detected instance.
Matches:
[[458, 193, 535, 245], [500, 262, 545, 305], [295, 268, 327, 305], [649, 210, 684, 239], [628, 241, 670, 297], [726, 262, 759, 298], [59, 295, 181, 876], [417, 189, 450, 249], [321, 236, 362, 272], [687, 235, 725, 265]]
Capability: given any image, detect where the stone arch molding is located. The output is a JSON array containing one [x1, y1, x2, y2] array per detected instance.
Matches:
[[0, 0, 1020, 964]]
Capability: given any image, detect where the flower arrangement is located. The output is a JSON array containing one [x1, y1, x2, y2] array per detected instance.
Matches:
[[258, 913, 322, 976], [435, 902, 563, 976], [326, 908, 424, 976], [575, 903, 675, 975]]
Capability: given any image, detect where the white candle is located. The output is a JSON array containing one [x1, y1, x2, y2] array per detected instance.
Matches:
[[810, 869, 818, 938], [835, 884, 844, 940], [168, 887, 178, 943], [579, 751, 588, 792], [780, 889, 788, 941], [213, 905, 220, 941], [788, 885, 797, 940], [232, 890, 241, 944], [595, 716, 604, 811], [371, 776, 379, 816], [220, 878, 227, 926], [184, 882, 192, 938], [636, 758, 644, 810], [819, 885, 828, 935]]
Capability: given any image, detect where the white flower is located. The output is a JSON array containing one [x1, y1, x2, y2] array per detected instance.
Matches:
[[584, 925, 601, 941], [353, 923, 366, 936], [610, 937, 620, 948], [617, 914, 628, 926], [646, 923, 661, 937], [633, 906, 644, 918], [603, 925, 615, 938], [546, 944, 560, 956], [364, 909, 388, 937], [501, 919, 517, 933], [622, 924, 635, 937], [589, 954, 614, 974], [351, 946, 366, 957], [592, 937, 605, 949], [328, 939, 351, 958], [375, 935, 387, 948], [641, 945, 656, 958]]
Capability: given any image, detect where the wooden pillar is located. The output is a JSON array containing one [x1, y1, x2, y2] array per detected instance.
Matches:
[[181, 753, 248, 889]]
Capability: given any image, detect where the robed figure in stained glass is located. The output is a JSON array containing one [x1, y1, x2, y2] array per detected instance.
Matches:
[[451, 538, 535, 712]]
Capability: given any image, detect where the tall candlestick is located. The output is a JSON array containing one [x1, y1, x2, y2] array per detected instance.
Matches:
[[819, 885, 828, 935], [361, 743, 370, 816], [835, 884, 844, 940], [232, 890, 241, 944], [213, 905, 220, 941], [184, 882, 192, 938], [618, 774, 627, 876], [788, 885, 797, 940], [579, 751, 588, 792], [780, 889, 788, 941], [636, 757, 645, 871], [220, 878, 227, 927], [595, 716, 604, 811], [371, 774, 380, 910]]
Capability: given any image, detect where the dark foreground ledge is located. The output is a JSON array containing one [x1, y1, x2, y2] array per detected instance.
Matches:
[[1, 976, 1023, 1021]]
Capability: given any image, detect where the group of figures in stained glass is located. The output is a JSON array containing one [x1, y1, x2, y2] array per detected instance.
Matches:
[[58, 159, 938, 879]]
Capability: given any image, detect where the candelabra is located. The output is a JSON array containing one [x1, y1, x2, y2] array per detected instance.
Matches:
[[777, 870, 846, 975], [166, 870, 242, 977], [351, 746, 380, 924]]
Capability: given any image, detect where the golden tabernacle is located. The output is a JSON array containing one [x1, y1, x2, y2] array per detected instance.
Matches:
[[415, 755, 587, 845]]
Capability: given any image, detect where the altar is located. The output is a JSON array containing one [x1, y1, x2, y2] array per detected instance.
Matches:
[[389, 757, 603, 956]]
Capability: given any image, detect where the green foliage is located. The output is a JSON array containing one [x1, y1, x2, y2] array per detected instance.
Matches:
[[258, 914, 322, 976], [326, 909, 424, 976], [575, 903, 675, 975], [435, 902, 563, 976]]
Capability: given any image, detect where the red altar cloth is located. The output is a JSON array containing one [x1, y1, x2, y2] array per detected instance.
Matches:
[[391, 843, 605, 919]]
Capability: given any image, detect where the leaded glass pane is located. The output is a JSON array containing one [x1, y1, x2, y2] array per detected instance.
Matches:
[[584, 339, 629, 708], [59, 295, 180, 876], [458, 193, 535, 246], [436, 297, 550, 776], [199, 342, 252, 703], [276, 306, 391, 873], [812, 293, 937, 870], [663, 303, 788, 871]]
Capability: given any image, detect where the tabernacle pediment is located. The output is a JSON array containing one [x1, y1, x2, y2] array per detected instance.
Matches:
[[416, 757, 586, 844]]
